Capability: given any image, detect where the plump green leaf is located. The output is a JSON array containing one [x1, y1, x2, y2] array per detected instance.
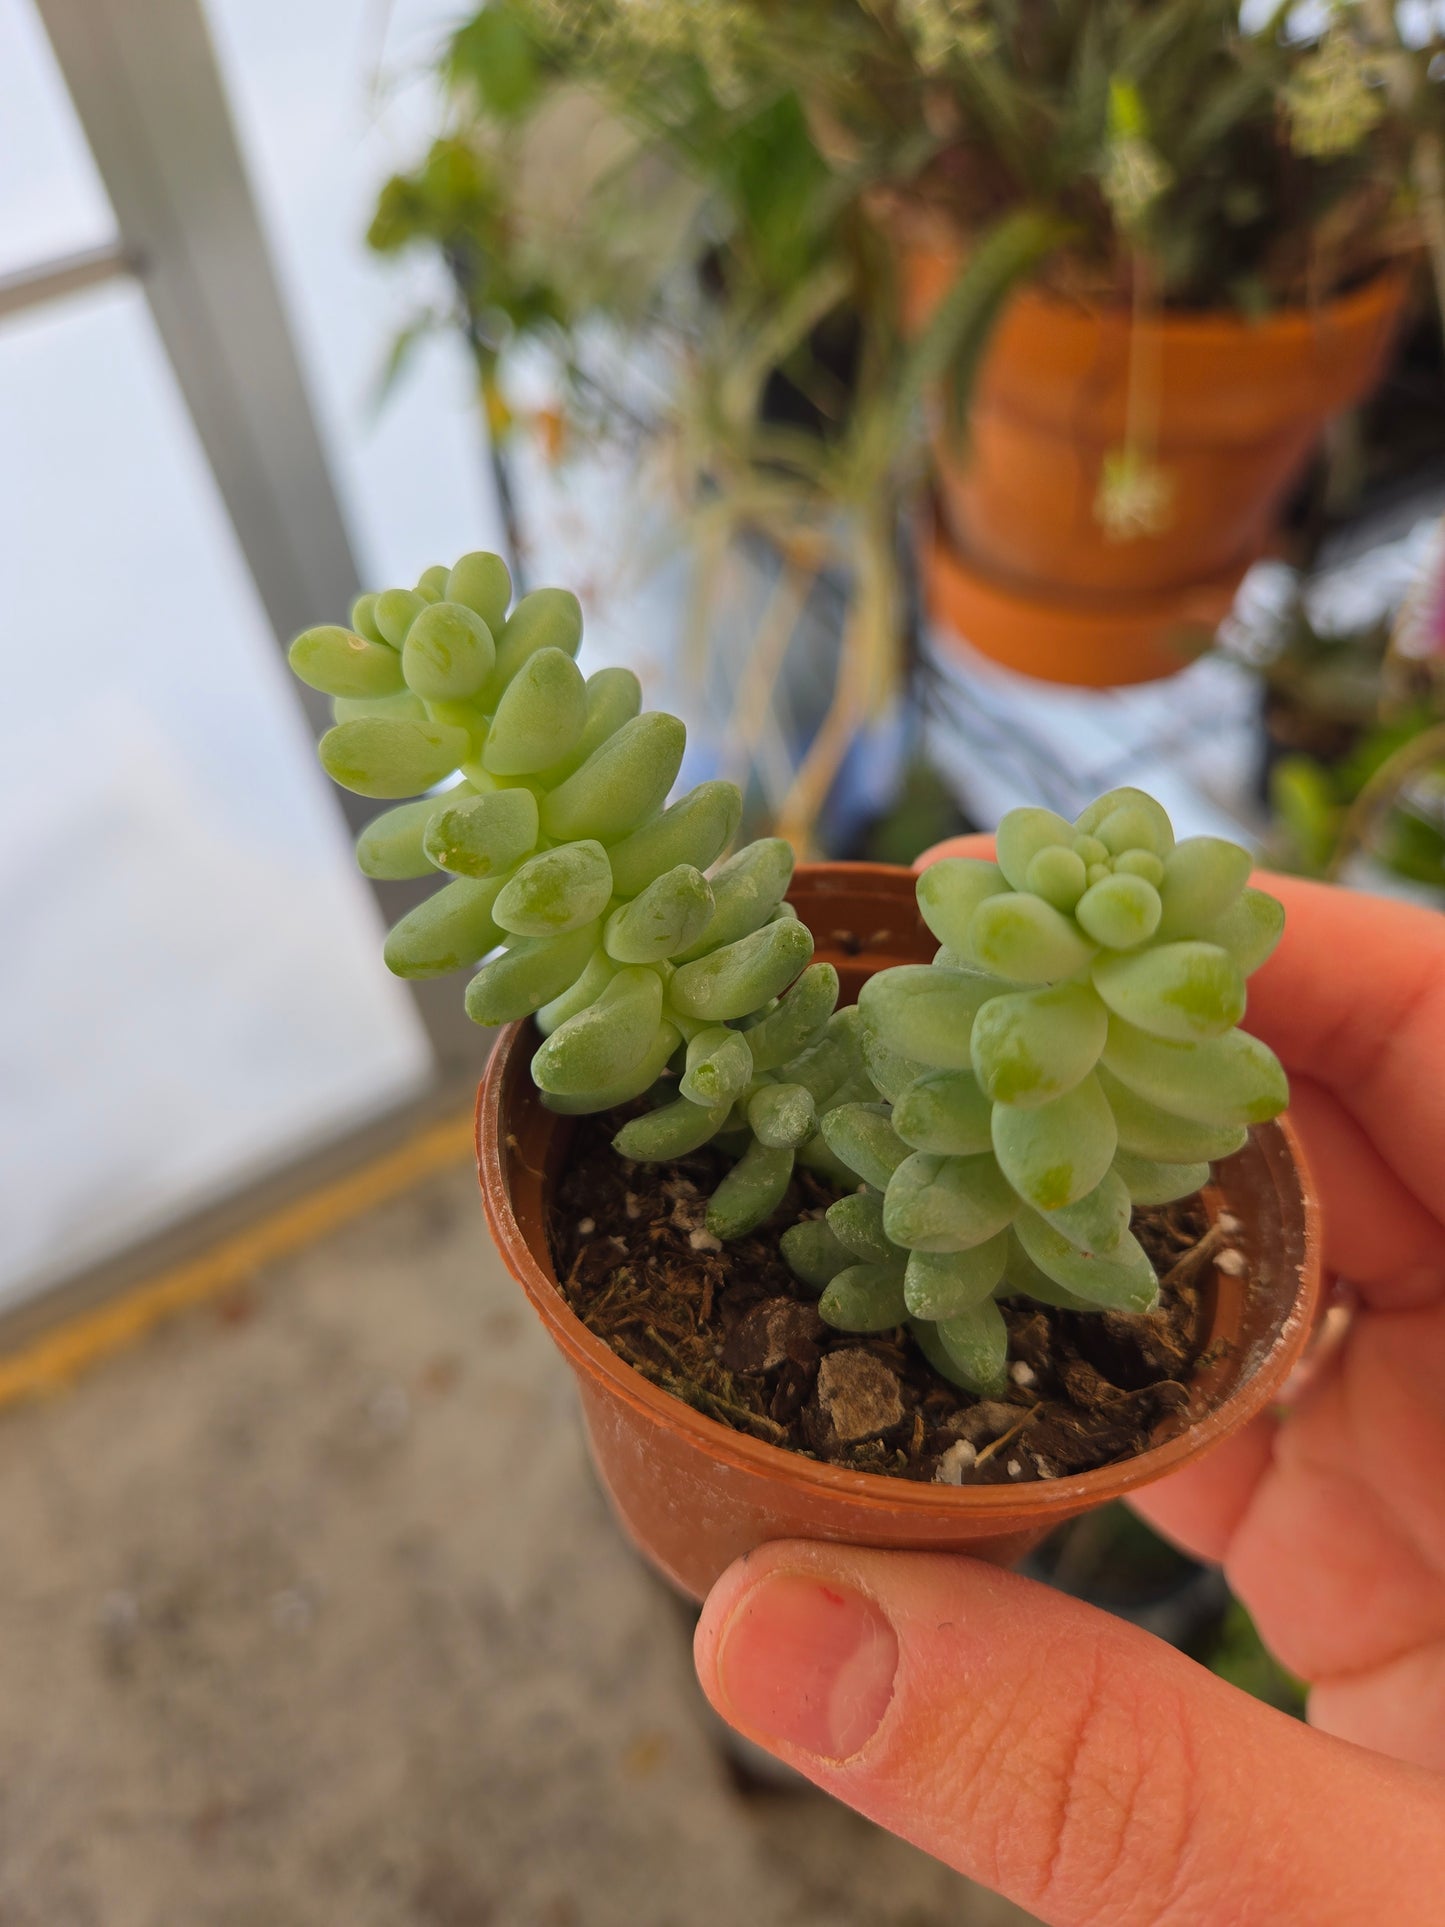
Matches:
[[483, 647, 587, 775], [1112, 1150, 1211, 1206], [826, 1191, 894, 1263], [916, 858, 1009, 950], [995, 806, 1075, 889], [858, 964, 1009, 1070], [820, 1264, 909, 1333], [679, 1026, 754, 1107], [1156, 835, 1252, 939], [541, 713, 686, 845], [968, 892, 1097, 981], [781, 1217, 854, 1290], [423, 787, 538, 879], [1199, 887, 1286, 976], [936, 1298, 1010, 1398], [903, 1235, 1009, 1320], [747, 1081, 817, 1149], [1093, 941, 1245, 1042], [970, 982, 1108, 1106], [290, 625, 406, 698], [1102, 1016, 1288, 1126], [1035, 1166, 1132, 1256], [531, 967, 664, 1096], [1095, 1064, 1248, 1163], [356, 795, 445, 880], [383, 875, 505, 978], [892, 1068, 996, 1155], [668, 916, 813, 1022], [883, 1151, 1019, 1253], [1075, 787, 1174, 858], [1013, 1211, 1159, 1313], [1075, 873, 1163, 950], [446, 550, 512, 632], [744, 963, 838, 1073], [319, 717, 470, 797], [487, 587, 583, 699], [706, 1140, 794, 1239], [493, 839, 612, 937], [606, 780, 742, 898], [673, 838, 794, 961], [613, 1095, 730, 1161], [820, 1103, 911, 1191], [991, 1071, 1118, 1211], [401, 600, 495, 701], [464, 923, 600, 1025], [604, 864, 714, 964]]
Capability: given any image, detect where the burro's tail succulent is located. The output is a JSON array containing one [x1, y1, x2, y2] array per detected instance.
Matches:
[[783, 790, 1288, 1399], [289, 551, 846, 1234]]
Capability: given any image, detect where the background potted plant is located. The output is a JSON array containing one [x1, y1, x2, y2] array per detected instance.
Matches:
[[288, 546, 1322, 1599], [368, 1, 1445, 719], [1257, 539, 1445, 892]]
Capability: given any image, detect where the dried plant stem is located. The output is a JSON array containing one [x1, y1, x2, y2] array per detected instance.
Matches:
[[722, 549, 819, 815], [1326, 721, 1445, 881], [972, 1403, 1042, 1470], [775, 510, 900, 854], [1159, 1221, 1227, 1294]]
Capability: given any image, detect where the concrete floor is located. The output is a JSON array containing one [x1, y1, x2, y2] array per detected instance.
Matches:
[[0, 1163, 1037, 1927]]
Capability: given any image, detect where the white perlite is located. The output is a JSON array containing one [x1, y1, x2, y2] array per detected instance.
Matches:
[[933, 1439, 978, 1485]]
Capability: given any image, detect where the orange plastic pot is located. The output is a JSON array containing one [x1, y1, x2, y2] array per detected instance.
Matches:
[[477, 863, 1322, 1601], [903, 240, 1409, 686]]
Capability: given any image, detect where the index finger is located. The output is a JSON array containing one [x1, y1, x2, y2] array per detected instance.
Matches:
[[1241, 874, 1445, 1232]]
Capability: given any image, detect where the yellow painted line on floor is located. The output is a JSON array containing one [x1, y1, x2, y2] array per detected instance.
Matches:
[[0, 1110, 476, 1411]]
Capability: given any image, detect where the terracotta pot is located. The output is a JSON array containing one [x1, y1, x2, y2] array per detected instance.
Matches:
[[903, 241, 1409, 686], [477, 863, 1322, 1601]]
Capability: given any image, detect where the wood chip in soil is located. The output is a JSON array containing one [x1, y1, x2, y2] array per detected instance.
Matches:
[[547, 1109, 1218, 1486]]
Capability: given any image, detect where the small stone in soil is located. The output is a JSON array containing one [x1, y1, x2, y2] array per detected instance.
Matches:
[[1216, 1247, 1247, 1276], [721, 1299, 825, 1376], [815, 1352, 904, 1445]]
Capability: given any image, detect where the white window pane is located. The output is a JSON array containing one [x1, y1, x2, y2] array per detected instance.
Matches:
[[0, 0, 117, 276], [0, 281, 430, 1305], [201, 0, 502, 587]]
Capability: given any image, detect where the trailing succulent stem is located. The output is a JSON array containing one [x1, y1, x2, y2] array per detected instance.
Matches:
[[785, 789, 1288, 1400], [291, 550, 847, 1234]]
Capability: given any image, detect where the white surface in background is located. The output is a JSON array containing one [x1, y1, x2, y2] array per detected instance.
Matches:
[[0, 701, 422, 1298], [0, 282, 427, 1304], [0, 0, 116, 276], [201, 0, 501, 589], [922, 617, 1267, 844]]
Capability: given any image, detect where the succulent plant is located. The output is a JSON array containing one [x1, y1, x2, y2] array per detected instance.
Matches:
[[783, 790, 1289, 1399], [289, 551, 849, 1234]]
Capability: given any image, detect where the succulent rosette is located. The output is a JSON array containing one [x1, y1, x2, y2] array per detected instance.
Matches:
[[784, 790, 1288, 1398]]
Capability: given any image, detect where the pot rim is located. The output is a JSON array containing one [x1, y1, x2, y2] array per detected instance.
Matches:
[[476, 860, 1324, 1521], [905, 248, 1413, 345]]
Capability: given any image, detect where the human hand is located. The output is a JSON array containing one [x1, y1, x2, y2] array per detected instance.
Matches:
[[694, 842, 1445, 1925]]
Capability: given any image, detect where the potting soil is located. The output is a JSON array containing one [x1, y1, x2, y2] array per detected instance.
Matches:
[[549, 1112, 1217, 1485]]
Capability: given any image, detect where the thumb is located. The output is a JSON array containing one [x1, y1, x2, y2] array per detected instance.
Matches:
[[694, 1541, 1445, 1927]]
